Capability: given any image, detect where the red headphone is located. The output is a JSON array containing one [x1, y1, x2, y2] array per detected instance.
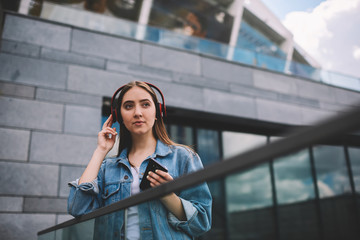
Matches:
[[110, 82, 167, 124]]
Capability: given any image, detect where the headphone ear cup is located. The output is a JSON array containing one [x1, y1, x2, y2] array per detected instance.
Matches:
[[159, 103, 162, 118], [158, 103, 166, 118], [155, 103, 161, 118]]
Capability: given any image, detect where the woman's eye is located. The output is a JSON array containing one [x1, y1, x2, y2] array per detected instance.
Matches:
[[124, 104, 133, 109], [142, 102, 151, 107]]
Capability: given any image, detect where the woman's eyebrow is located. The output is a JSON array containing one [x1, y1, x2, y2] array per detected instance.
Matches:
[[139, 99, 151, 102], [122, 99, 151, 105]]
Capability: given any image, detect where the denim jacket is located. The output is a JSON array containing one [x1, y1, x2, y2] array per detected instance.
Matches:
[[68, 140, 212, 239]]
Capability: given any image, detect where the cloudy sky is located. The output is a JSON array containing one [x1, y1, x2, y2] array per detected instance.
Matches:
[[261, 0, 360, 78]]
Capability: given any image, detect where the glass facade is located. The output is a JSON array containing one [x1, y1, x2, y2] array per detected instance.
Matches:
[[5, 0, 360, 91]]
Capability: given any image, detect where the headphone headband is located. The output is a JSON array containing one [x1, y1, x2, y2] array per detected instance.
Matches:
[[110, 82, 167, 124]]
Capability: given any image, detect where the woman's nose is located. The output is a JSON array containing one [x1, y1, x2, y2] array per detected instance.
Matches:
[[133, 106, 142, 117]]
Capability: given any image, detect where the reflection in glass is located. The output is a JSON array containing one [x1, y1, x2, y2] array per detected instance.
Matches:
[[59, 218, 95, 240], [169, 124, 193, 146], [348, 147, 360, 226], [313, 145, 352, 198], [348, 147, 360, 193], [313, 145, 359, 240], [149, 0, 233, 43], [222, 131, 267, 159], [274, 149, 320, 240], [197, 128, 226, 239], [226, 164, 276, 239], [274, 149, 315, 204], [226, 164, 272, 212]]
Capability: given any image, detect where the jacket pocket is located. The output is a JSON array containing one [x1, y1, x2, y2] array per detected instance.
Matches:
[[102, 183, 121, 204]]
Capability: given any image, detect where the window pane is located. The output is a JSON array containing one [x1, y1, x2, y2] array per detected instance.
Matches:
[[226, 164, 276, 239], [274, 149, 320, 240], [226, 164, 273, 212], [197, 128, 225, 239], [197, 128, 220, 166], [169, 124, 193, 146], [222, 131, 267, 159], [313, 145, 351, 198], [313, 145, 358, 239], [348, 147, 360, 193], [274, 149, 316, 204]]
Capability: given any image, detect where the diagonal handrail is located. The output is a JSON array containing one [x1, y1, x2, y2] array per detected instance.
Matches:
[[38, 104, 360, 236]]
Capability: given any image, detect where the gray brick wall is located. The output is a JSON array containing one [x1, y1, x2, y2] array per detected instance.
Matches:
[[0, 12, 359, 240]]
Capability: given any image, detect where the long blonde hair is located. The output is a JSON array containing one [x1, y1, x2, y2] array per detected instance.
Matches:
[[116, 81, 185, 156]]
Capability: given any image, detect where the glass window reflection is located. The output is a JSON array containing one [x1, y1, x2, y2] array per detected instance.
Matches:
[[196, 128, 226, 239], [169, 124, 193, 146], [313, 145, 352, 198], [226, 164, 273, 212], [222, 131, 267, 159], [226, 164, 276, 240], [274, 149, 316, 204], [197, 128, 220, 166], [348, 147, 360, 193]]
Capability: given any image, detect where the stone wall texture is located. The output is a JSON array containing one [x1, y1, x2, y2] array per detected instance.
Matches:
[[1, 13, 360, 240]]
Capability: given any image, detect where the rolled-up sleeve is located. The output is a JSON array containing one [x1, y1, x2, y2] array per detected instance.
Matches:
[[68, 178, 99, 194], [67, 160, 106, 217], [167, 152, 212, 237]]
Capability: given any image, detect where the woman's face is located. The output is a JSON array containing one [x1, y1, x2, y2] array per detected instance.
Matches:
[[120, 86, 157, 138]]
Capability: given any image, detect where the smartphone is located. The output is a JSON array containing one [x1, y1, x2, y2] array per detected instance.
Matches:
[[140, 158, 168, 191]]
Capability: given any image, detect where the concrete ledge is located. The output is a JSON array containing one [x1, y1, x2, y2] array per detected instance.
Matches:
[[41, 48, 106, 69], [71, 29, 141, 63], [204, 88, 256, 119], [107, 60, 173, 82], [256, 98, 303, 125], [253, 69, 298, 95], [202, 58, 253, 85], [142, 44, 201, 75], [2, 14, 71, 51]]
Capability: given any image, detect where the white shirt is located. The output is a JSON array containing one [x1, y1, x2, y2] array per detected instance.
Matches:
[[126, 167, 140, 240]]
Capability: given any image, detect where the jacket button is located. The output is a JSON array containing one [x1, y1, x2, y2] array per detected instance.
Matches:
[[124, 175, 129, 180], [106, 189, 109, 195]]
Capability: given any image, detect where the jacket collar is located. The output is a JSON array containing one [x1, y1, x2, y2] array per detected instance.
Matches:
[[116, 139, 172, 165]]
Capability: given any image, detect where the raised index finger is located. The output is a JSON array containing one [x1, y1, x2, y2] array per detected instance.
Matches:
[[102, 114, 113, 129]]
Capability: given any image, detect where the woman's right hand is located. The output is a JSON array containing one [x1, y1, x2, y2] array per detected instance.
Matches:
[[97, 114, 117, 153]]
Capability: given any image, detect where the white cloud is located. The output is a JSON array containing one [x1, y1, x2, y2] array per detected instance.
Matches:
[[283, 0, 360, 78], [354, 46, 360, 60]]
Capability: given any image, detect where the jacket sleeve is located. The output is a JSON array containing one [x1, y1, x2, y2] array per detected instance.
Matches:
[[67, 162, 105, 217], [167, 152, 212, 237]]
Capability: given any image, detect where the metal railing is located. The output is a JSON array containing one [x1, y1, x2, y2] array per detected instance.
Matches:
[[38, 104, 360, 237]]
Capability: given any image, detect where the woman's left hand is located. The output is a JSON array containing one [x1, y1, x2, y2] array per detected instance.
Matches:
[[147, 170, 173, 187], [147, 170, 187, 220]]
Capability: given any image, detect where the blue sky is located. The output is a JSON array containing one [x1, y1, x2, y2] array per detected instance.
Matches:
[[261, 0, 325, 20], [260, 0, 360, 80]]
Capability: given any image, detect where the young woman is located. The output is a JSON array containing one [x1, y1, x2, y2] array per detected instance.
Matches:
[[68, 81, 212, 239]]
